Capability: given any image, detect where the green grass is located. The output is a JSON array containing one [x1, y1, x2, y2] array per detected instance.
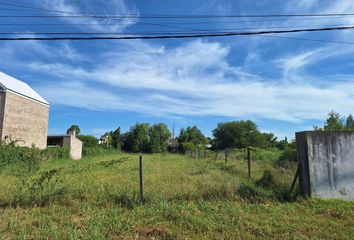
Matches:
[[0, 153, 353, 239]]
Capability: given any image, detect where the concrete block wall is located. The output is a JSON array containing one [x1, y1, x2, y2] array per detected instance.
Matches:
[[296, 131, 354, 200], [63, 131, 83, 160], [0, 91, 49, 149]]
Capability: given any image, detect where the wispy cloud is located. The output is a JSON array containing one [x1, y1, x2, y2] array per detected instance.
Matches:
[[38, 0, 138, 32], [2, 0, 354, 126], [12, 38, 354, 123]]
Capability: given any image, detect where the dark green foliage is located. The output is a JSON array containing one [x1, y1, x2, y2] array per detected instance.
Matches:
[[345, 114, 354, 130], [324, 111, 345, 130], [78, 135, 99, 148], [256, 170, 275, 188], [41, 147, 70, 160], [82, 147, 119, 157], [0, 145, 69, 171], [122, 123, 150, 152], [276, 137, 289, 150], [121, 123, 171, 153], [277, 142, 297, 168], [147, 123, 171, 153], [236, 182, 269, 203], [66, 124, 80, 135], [212, 120, 274, 150], [177, 125, 207, 153], [111, 127, 121, 149], [314, 111, 354, 131]]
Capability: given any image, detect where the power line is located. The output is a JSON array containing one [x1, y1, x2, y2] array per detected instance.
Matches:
[[1, 25, 353, 40], [2, 13, 354, 19], [1, 23, 353, 35], [258, 34, 354, 45], [3, 1, 354, 21], [3, 2, 354, 19]]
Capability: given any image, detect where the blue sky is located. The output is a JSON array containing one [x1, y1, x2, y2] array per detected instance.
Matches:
[[2, 0, 354, 139]]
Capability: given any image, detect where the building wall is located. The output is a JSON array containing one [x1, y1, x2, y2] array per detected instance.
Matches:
[[63, 135, 82, 160], [296, 131, 354, 200], [69, 137, 83, 160], [1, 91, 49, 149]]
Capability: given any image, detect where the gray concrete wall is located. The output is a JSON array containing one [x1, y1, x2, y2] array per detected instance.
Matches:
[[296, 131, 354, 200]]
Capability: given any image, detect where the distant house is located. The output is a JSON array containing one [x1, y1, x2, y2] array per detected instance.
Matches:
[[0, 71, 49, 149], [47, 129, 83, 160]]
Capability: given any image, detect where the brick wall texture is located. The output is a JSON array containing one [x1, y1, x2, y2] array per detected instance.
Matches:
[[0, 91, 49, 149]]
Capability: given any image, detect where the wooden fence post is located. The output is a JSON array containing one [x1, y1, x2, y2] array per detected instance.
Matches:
[[139, 155, 144, 203], [247, 147, 251, 178], [225, 148, 228, 163]]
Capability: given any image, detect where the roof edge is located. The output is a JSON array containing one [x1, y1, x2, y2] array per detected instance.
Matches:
[[5, 89, 50, 107]]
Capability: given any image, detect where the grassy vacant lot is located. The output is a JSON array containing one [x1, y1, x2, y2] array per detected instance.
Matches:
[[0, 152, 353, 239]]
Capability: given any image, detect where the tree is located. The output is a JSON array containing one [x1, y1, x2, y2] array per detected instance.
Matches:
[[313, 111, 352, 131], [276, 137, 289, 150], [147, 123, 171, 153], [212, 120, 270, 149], [324, 111, 345, 130], [111, 127, 121, 149], [177, 126, 207, 152], [67, 125, 80, 135], [345, 114, 354, 130], [260, 132, 278, 148], [121, 123, 150, 152], [100, 132, 112, 148]]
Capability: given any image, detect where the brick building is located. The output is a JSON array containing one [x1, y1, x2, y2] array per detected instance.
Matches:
[[0, 71, 49, 149]]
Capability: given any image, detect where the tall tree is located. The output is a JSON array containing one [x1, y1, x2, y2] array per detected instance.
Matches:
[[314, 111, 347, 131], [67, 125, 80, 135], [147, 123, 171, 153], [111, 127, 121, 149], [121, 123, 150, 152], [177, 125, 207, 152], [324, 111, 345, 130], [212, 120, 269, 149], [345, 114, 354, 130]]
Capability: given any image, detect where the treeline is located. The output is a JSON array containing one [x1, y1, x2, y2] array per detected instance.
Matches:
[[72, 120, 292, 154]]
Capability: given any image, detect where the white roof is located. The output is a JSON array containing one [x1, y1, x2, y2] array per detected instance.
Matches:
[[0, 71, 49, 105]]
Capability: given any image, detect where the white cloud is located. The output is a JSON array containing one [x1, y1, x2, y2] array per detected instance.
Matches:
[[3, 0, 354, 125], [38, 0, 138, 32], [14, 38, 352, 123]]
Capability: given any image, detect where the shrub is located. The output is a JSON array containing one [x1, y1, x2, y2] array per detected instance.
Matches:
[[277, 147, 297, 167], [41, 147, 70, 160], [82, 147, 119, 157], [0, 145, 70, 171], [256, 170, 275, 188], [236, 182, 270, 203], [78, 135, 99, 148]]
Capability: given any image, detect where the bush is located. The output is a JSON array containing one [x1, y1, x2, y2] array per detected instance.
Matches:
[[0, 145, 70, 171], [277, 147, 297, 167], [41, 147, 70, 160], [78, 135, 99, 148], [82, 147, 119, 157], [236, 182, 270, 203], [256, 170, 275, 188]]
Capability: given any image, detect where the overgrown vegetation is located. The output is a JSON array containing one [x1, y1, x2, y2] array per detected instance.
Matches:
[[0, 149, 353, 239], [0, 144, 69, 170]]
